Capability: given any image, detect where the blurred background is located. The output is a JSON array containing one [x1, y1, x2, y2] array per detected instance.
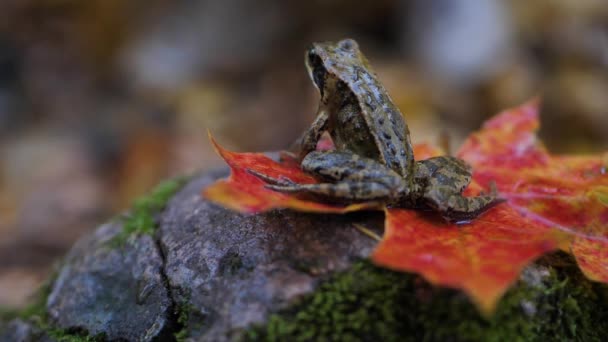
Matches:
[[1, 0, 607, 308]]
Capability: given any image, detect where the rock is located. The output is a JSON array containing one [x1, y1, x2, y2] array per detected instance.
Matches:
[[12, 170, 381, 341], [5, 170, 606, 341], [46, 223, 173, 341], [159, 171, 382, 341]]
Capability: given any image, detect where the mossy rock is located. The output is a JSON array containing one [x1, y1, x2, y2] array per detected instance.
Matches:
[[1, 177, 187, 342], [245, 255, 608, 342], [2, 171, 607, 342]]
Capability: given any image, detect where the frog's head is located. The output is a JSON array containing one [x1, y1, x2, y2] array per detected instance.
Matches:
[[305, 38, 362, 96]]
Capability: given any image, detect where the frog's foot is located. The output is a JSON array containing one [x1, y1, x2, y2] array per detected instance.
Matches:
[[424, 190, 505, 223], [416, 155, 503, 222], [266, 180, 397, 202], [246, 169, 296, 187]]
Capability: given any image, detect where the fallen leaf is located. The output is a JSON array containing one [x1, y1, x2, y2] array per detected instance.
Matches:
[[373, 194, 561, 314], [458, 99, 608, 283], [203, 134, 381, 214]]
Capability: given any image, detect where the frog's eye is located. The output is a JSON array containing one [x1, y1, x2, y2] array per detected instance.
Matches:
[[307, 50, 318, 67], [306, 52, 326, 92], [312, 62, 326, 92], [338, 39, 357, 51]]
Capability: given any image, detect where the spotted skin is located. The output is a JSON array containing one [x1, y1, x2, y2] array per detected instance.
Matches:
[[255, 151, 499, 222], [265, 39, 501, 222], [415, 157, 500, 222], [298, 39, 415, 186], [415, 156, 472, 192]]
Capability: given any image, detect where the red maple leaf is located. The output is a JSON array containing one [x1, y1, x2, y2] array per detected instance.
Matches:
[[202, 99, 607, 313], [457, 99, 608, 284]]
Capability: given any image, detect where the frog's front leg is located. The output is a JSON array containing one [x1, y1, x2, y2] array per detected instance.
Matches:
[[292, 109, 329, 160], [258, 150, 406, 202]]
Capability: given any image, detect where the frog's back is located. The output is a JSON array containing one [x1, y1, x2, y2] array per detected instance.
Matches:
[[318, 39, 416, 178]]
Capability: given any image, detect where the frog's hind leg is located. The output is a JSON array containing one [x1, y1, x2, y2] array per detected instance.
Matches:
[[266, 181, 396, 202], [418, 156, 502, 222], [415, 156, 472, 192], [301, 150, 404, 184], [263, 150, 407, 202]]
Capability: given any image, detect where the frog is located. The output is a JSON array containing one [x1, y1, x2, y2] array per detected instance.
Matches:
[[250, 39, 501, 222]]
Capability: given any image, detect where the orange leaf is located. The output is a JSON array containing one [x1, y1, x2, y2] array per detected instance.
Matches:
[[203, 135, 381, 214], [373, 200, 561, 315], [458, 98, 549, 168], [458, 99, 608, 283], [204, 133, 444, 214]]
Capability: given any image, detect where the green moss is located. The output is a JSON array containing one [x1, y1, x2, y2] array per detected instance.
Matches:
[[174, 300, 194, 342], [110, 177, 188, 247], [44, 328, 104, 342], [172, 290, 194, 342], [245, 254, 608, 341], [173, 290, 208, 342]]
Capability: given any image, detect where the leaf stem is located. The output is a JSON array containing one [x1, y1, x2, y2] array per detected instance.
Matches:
[[353, 224, 382, 241]]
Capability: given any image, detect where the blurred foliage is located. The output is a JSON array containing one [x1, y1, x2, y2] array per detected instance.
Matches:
[[0, 0, 607, 307]]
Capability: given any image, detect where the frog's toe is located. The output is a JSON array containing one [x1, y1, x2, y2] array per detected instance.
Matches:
[[247, 169, 295, 186], [265, 184, 302, 193]]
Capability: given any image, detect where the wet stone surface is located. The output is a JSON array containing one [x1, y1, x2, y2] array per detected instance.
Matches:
[[159, 171, 382, 341], [46, 223, 173, 341]]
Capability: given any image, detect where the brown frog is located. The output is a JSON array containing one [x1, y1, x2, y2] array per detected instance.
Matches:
[[251, 39, 500, 222]]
